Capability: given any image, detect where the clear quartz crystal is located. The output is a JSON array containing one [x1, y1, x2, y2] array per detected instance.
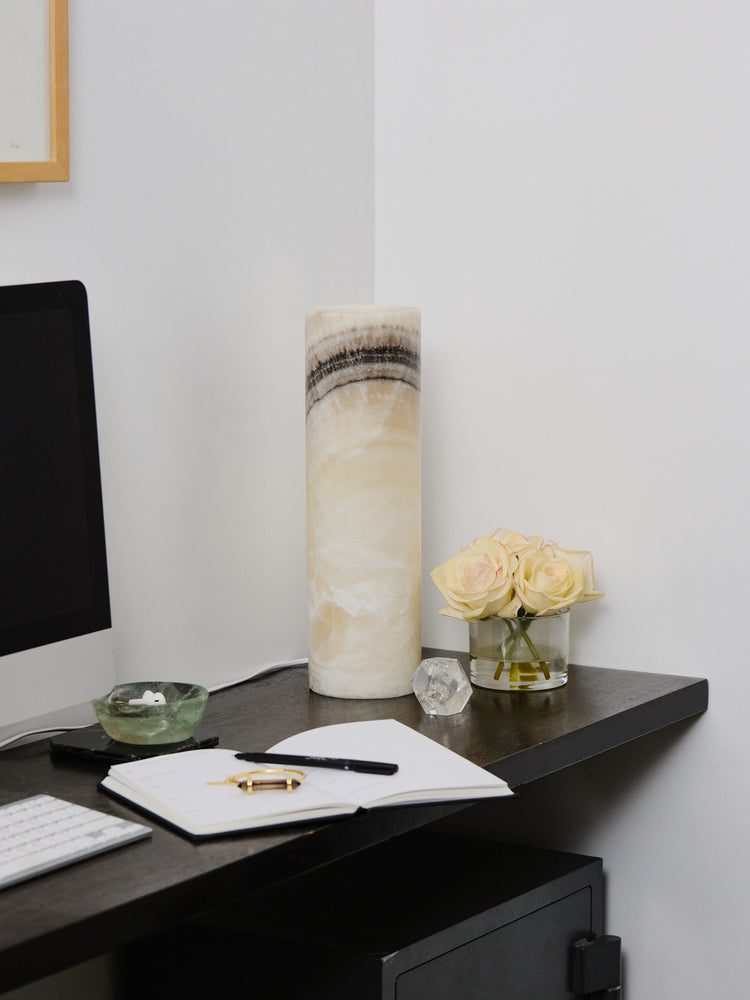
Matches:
[[411, 658, 472, 716]]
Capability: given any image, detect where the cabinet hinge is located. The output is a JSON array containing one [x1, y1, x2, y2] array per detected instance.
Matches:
[[573, 935, 622, 998]]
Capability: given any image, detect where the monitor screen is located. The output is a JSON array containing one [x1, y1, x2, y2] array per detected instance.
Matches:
[[0, 281, 114, 735]]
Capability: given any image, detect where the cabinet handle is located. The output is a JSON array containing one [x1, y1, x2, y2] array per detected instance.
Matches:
[[573, 935, 622, 997]]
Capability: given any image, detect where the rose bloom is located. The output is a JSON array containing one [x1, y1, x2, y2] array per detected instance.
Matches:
[[494, 530, 543, 555], [430, 532, 519, 621], [514, 543, 604, 614]]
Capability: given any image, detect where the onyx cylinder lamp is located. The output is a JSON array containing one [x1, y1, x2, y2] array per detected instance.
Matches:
[[305, 306, 421, 698]]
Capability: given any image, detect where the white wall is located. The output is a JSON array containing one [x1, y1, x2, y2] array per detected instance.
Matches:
[[2, 3, 746, 997], [2, 5, 373, 995], [0, 0, 374, 692], [376, 2, 747, 997]]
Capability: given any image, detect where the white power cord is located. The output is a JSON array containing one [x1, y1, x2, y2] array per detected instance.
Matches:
[[0, 659, 307, 750], [0, 724, 93, 751], [206, 658, 306, 693]]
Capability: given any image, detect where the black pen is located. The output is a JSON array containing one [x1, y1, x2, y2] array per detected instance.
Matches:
[[234, 752, 398, 775]]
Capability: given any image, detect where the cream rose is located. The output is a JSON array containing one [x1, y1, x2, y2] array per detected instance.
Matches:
[[430, 532, 518, 621], [494, 530, 543, 555], [548, 545, 604, 603], [513, 544, 604, 614]]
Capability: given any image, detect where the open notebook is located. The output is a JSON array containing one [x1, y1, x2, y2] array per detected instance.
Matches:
[[100, 719, 512, 838]]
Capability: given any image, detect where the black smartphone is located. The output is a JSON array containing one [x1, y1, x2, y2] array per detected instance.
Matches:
[[49, 726, 219, 763]]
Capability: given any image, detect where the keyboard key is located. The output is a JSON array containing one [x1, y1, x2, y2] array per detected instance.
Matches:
[[0, 794, 151, 889]]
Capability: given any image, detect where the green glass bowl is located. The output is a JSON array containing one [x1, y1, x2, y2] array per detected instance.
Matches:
[[91, 681, 209, 745]]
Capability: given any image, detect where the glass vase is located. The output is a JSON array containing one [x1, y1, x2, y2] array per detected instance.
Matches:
[[468, 609, 570, 691]]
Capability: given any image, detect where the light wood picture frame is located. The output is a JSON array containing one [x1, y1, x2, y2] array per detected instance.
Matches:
[[0, 0, 69, 182]]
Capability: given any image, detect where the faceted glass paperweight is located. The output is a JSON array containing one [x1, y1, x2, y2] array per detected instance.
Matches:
[[412, 658, 472, 716]]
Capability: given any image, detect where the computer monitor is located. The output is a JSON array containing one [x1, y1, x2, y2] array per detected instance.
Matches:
[[0, 280, 116, 741]]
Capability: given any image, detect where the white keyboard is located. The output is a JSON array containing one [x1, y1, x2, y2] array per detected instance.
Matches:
[[0, 793, 151, 889]]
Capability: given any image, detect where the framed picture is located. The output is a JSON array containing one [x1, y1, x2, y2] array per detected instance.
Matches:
[[0, 0, 69, 182]]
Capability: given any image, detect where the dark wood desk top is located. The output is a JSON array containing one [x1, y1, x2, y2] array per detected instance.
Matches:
[[0, 656, 707, 993]]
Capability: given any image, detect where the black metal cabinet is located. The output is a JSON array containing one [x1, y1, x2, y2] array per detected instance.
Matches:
[[152, 830, 606, 1000], [394, 881, 597, 1000]]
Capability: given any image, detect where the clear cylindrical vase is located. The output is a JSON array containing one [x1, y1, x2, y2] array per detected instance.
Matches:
[[468, 609, 570, 691]]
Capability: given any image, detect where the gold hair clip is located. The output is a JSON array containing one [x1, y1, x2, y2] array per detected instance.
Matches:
[[207, 768, 305, 793]]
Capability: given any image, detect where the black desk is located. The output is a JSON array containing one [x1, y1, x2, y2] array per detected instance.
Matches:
[[0, 656, 707, 994]]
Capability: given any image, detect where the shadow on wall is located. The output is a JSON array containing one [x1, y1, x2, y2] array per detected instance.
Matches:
[[427, 714, 703, 851], [426, 714, 703, 996]]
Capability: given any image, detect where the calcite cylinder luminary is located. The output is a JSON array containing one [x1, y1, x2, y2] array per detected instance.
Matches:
[[305, 306, 421, 698]]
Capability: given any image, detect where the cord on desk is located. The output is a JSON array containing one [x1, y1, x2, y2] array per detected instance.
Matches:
[[0, 660, 307, 750], [206, 658, 306, 693], [0, 725, 93, 751]]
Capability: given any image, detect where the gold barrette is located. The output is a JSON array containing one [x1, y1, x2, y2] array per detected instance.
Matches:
[[207, 768, 305, 793]]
